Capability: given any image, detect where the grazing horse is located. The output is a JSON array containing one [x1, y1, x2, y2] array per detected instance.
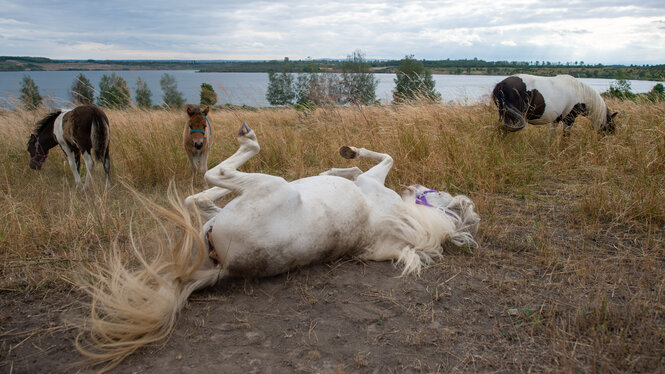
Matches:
[[77, 123, 480, 370], [27, 104, 111, 188], [183, 105, 211, 181], [492, 74, 617, 136]]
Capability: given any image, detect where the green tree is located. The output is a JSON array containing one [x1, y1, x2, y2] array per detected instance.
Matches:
[[266, 58, 295, 105], [160, 73, 185, 108], [200, 83, 218, 107], [97, 73, 131, 109], [70, 73, 94, 105], [605, 72, 635, 100], [341, 50, 378, 105], [392, 55, 441, 103], [647, 83, 665, 102], [135, 77, 153, 108], [19, 75, 42, 110]]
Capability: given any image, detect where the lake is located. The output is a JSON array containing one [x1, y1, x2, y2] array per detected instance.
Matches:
[[0, 70, 662, 108]]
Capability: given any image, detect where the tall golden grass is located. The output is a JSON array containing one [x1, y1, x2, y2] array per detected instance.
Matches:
[[0, 100, 663, 290]]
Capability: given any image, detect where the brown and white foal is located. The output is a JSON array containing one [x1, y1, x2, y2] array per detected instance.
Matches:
[[183, 105, 211, 183], [27, 104, 111, 188]]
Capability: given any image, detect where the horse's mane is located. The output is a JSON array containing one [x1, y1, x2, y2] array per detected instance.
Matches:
[[34, 110, 63, 135], [562, 75, 607, 129]]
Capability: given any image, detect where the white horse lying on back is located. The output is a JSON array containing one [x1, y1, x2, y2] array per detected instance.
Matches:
[[77, 123, 480, 370]]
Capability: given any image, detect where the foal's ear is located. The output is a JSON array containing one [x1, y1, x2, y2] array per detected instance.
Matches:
[[29, 134, 36, 143], [186, 104, 195, 117], [203, 107, 209, 116]]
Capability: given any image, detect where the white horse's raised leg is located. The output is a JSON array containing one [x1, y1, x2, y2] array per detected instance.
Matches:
[[187, 123, 283, 221], [319, 166, 363, 180], [339, 146, 393, 185]]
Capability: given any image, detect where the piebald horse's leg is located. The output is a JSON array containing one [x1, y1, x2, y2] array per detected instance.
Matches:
[[61, 144, 82, 187], [338, 146, 393, 185], [82, 151, 95, 189]]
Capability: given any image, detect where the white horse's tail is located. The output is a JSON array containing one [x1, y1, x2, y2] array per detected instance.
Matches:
[[76, 183, 219, 372]]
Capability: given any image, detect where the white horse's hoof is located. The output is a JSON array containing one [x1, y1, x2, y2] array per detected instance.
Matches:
[[238, 122, 251, 137], [339, 146, 357, 159]]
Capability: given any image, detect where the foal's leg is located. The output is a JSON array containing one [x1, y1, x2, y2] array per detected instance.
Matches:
[[60, 143, 82, 187], [103, 148, 111, 188], [82, 151, 95, 189], [338, 146, 393, 185]]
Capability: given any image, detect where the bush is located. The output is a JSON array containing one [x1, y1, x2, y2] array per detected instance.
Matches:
[[160, 73, 184, 108], [135, 77, 153, 108], [341, 50, 378, 105], [392, 55, 441, 103], [19, 75, 42, 110], [97, 73, 131, 109], [200, 83, 218, 107], [70, 73, 94, 105], [266, 70, 295, 106]]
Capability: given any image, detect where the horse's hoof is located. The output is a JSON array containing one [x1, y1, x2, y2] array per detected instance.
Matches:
[[238, 122, 251, 137], [339, 146, 357, 159]]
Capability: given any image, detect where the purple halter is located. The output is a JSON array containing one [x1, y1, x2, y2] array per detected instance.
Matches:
[[415, 189, 460, 220], [30, 136, 48, 165], [415, 189, 438, 207]]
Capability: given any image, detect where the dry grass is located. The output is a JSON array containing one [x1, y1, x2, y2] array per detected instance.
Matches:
[[0, 99, 664, 371]]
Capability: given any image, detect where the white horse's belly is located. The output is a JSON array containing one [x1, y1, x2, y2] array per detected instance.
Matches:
[[209, 176, 373, 277]]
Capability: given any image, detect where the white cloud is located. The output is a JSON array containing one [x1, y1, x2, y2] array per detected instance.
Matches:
[[0, 0, 664, 64]]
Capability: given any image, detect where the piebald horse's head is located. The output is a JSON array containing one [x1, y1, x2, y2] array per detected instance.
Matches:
[[603, 108, 618, 133], [186, 105, 210, 150], [27, 133, 48, 170]]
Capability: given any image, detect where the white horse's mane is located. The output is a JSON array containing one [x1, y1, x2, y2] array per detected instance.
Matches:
[[560, 75, 608, 129]]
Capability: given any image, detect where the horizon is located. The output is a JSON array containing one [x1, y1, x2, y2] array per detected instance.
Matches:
[[3, 56, 662, 67], [1, 1, 664, 65]]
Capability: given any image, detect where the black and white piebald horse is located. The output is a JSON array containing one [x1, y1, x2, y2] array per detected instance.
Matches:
[[27, 104, 111, 188], [492, 74, 617, 136]]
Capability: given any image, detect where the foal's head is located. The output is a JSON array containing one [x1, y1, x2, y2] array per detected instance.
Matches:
[[186, 105, 210, 150]]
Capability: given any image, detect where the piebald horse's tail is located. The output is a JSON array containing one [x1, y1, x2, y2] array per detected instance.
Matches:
[[76, 184, 219, 372], [89, 108, 110, 163], [89, 107, 112, 186]]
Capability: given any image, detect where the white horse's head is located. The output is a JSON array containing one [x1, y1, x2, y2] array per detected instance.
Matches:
[[403, 185, 480, 248]]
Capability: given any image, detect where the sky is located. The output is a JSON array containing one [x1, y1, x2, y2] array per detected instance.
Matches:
[[1, 0, 664, 64]]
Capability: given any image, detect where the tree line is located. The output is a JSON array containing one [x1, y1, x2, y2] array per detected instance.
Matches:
[[18, 73, 218, 111], [266, 52, 440, 106]]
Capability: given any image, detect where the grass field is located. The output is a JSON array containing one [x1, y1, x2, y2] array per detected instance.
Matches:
[[1, 100, 664, 372]]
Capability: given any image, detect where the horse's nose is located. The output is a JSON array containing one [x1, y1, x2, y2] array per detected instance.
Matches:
[[194, 142, 203, 150]]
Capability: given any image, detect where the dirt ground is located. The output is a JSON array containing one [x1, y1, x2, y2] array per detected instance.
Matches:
[[1, 187, 664, 373]]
